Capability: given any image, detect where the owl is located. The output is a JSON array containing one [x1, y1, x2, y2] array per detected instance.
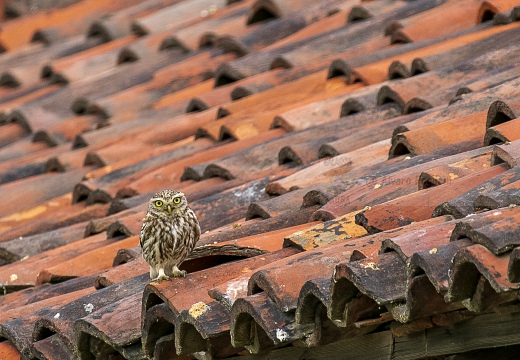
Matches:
[[140, 190, 200, 282]]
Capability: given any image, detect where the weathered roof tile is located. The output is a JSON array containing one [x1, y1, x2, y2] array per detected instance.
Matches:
[[335, 252, 407, 305], [0, 232, 120, 290], [434, 165, 520, 218], [36, 236, 138, 285], [485, 117, 520, 145], [357, 163, 508, 233], [447, 243, 519, 303], [141, 247, 298, 358], [312, 146, 495, 221]]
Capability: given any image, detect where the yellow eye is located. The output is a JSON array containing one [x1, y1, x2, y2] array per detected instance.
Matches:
[[155, 200, 163, 207], [173, 197, 181, 204]]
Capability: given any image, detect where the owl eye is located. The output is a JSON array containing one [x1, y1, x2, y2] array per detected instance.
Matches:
[[173, 197, 181, 204], [155, 200, 163, 207]]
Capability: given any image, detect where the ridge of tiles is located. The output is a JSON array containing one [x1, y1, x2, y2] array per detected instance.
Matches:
[[1, 0, 520, 359]]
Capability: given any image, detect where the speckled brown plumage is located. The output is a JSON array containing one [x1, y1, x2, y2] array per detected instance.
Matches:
[[140, 189, 200, 282]]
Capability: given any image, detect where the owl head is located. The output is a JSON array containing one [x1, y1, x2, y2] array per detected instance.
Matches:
[[148, 190, 188, 218]]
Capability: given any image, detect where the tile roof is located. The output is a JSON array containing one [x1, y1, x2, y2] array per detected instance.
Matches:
[[2, 0, 520, 359]]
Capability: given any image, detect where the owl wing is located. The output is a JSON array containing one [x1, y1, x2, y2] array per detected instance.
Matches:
[[139, 217, 150, 248]]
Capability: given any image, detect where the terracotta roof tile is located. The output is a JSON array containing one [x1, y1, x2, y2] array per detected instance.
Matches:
[[74, 292, 143, 358], [131, 0, 228, 36], [492, 138, 520, 167], [390, 111, 487, 157], [328, 28, 464, 82], [486, 100, 520, 130], [269, 15, 390, 71], [206, 72, 350, 137], [479, 0, 520, 20], [141, 248, 297, 357], [451, 206, 520, 255], [507, 246, 520, 282], [0, 198, 107, 246], [418, 151, 493, 189], [447, 63, 520, 98], [279, 108, 401, 162], [310, 146, 494, 221], [0, 233, 119, 289], [340, 252, 408, 305], [355, 165, 507, 234], [270, 7, 349, 49], [190, 178, 273, 231], [389, 244, 471, 323], [0, 143, 57, 183], [184, 130, 294, 181], [447, 243, 518, 302], [36, 236, 138, 285], [380, 48, 520, 113], [74, 137, 220, 203], [31, 334, 77, 360], [179, 1, 256, 51], [0, 136, 49, 161], [353, 22, 520, 84], [391, 1, 487, 43], [31, 274, 148, 358], [120, 130, 284, 196], [0, 221, 87, 263], [0, 341, 20, 359], [0, 0, 140, 51], [318, 111, 409, 157], [274, 90, 399, 133], [0, 273, 97, 309], [381, 221, 457, 261], [0, 169, 88, 217], [434, 165, 520, 218], [94, 258, 149, 289], [267, 138, 391, 196], [485, 117, 520, 145], [90, 52, 235, 117]]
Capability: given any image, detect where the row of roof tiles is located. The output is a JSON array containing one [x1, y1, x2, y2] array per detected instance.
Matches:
[[2, 0, 520, 359]]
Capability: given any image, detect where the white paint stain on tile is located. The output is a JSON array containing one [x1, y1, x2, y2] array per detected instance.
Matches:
[[84, 303, 94, 313], [276, 328, 289, 342]]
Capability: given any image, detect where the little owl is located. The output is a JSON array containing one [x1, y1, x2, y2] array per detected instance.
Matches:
[[140, 190, 200, 282]]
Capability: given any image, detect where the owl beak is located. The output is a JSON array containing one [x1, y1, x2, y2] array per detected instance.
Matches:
[[167, 205, 172, 213]]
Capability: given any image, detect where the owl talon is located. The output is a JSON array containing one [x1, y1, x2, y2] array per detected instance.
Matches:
[[172, 269, 186, 277], [172, 266, 186, 277], [151, 268, 170, 283], [151, 274, 170, 283]]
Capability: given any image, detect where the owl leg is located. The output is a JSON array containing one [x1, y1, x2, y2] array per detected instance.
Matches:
[[171, 265, 187, 277], [151, 268, 170, 282], [149, 266, 158, 280]]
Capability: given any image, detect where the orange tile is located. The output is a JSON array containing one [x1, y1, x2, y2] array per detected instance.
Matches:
[[0, 0, 137, 50], [392, 1, 483, 43], [0, 341, 20, 360], [36, 236, 139, 284], [478, 0, 520, 22], [45, 35, 137, 83], [267, 139, 391, 194], [0, 233, 110, 288], [352, 22, 520, 84], [484, 117, 520, 145], [390, 111, 487, 157]]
